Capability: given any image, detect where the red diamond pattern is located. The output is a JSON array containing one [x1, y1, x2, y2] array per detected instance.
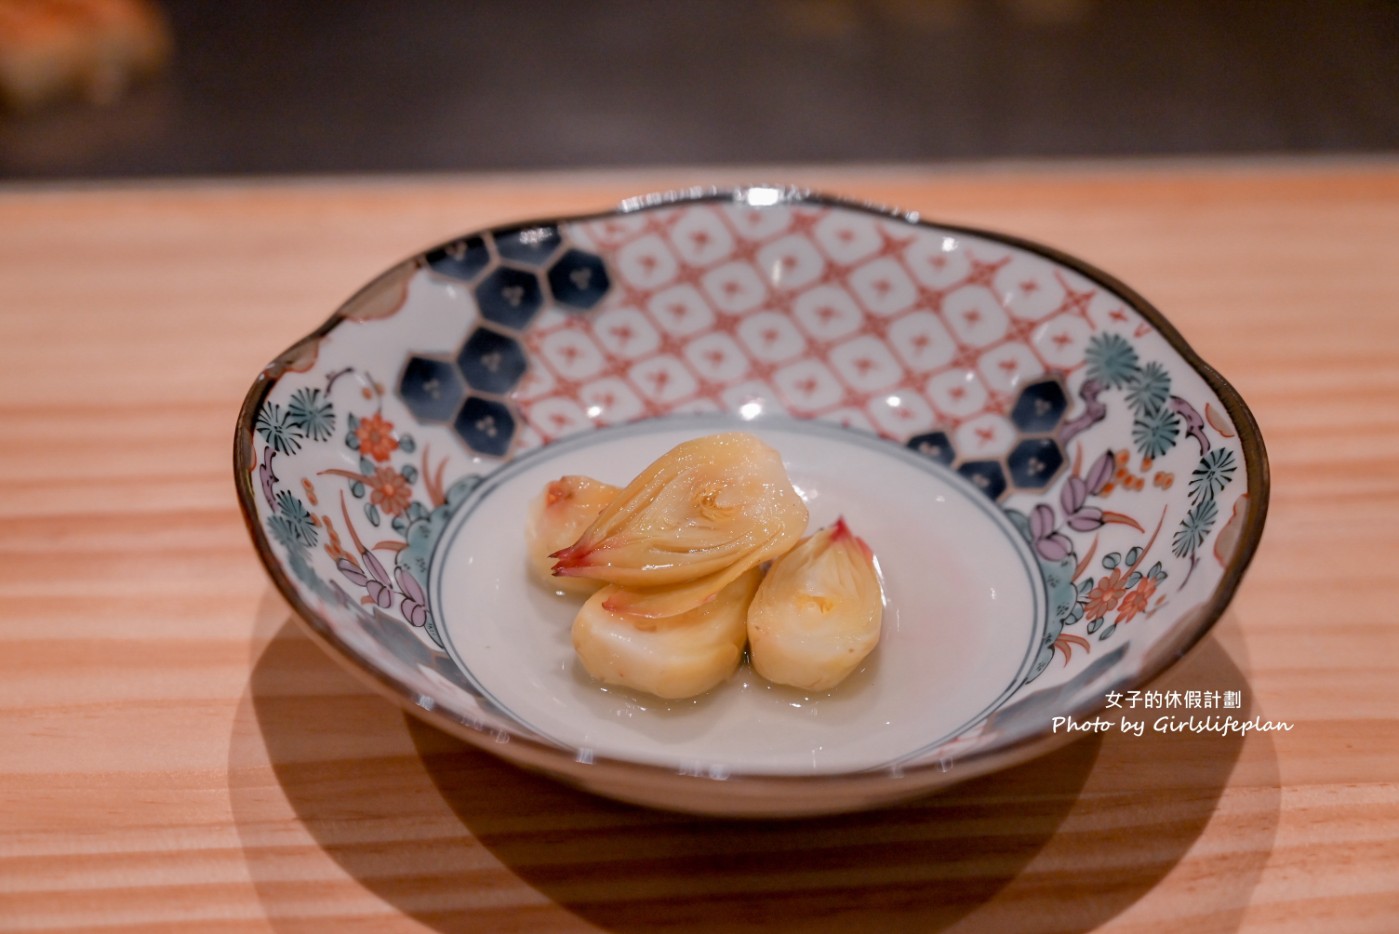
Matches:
[[515, 202, 1104, 445]]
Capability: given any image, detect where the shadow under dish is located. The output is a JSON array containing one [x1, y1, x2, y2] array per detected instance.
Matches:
[[228, 607, 1279, 933]]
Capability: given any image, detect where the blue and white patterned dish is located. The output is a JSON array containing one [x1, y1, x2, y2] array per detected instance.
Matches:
[[235, 187, 1269, 817]]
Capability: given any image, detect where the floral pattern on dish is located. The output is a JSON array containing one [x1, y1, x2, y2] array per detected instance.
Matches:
[[256, 367, 490, 652], [236, 188, 1267, 812]]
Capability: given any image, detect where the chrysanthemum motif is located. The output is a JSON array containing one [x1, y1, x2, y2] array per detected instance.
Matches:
[[1172, 498, 1218, 558], [1132, 407, 1180, 460], [355, 413, 399, 462], [1084, 333, 1140, 389], [1190, 448, 1237, 505], [287, 387, 336, 441], [1115, 577, 1157, 624], [1083, 567, 1129, 620], [267, 492, 317, 550], [1125, 361, 1171, 416], [367, 466, 413, 517], [273, 490, 318, 548], [256, 402, 301, 455]]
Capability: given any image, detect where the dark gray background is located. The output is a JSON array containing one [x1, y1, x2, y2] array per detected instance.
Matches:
[[2, 0, 1395, 179]]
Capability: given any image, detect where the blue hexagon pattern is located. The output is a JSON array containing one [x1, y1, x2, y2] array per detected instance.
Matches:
[[1007, 437, 1066, 490], [424, 235, 490, 282], [493, 225, 563, 266], [474, 266, 544, 330], [399, 355, 465, 423], [456, 327, 527, 395], [453, 395, 515, 457], [957, 459, 1008, 501], [1009, 378, 1069, 434], [547, 249, 610, 310], [906, 430, 956, 467]]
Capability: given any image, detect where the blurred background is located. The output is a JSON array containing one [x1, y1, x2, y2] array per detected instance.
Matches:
[[0, 0, 1395, 180]]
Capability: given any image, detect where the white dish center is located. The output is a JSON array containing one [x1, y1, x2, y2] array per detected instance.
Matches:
[[432, 417, 1044, 775]]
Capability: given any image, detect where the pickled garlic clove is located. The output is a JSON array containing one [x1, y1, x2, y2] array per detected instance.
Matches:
[[550, 432, 808, 596], [571, 568, 762, 699], [746, 518, 883, 692], [526, 475, 619, 594], [598, 527, 793, 618]]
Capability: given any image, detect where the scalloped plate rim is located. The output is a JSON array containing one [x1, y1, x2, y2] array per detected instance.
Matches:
[[232, 185, 1271, 798]]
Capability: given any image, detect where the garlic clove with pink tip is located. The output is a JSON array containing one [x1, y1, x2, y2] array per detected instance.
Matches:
[[526, 475, 619, 594], [551, 432, 807, 617], [746, 518, 884, 692]]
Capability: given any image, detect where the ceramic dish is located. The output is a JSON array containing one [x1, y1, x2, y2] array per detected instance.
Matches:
[[235, 187, 1268, 817]]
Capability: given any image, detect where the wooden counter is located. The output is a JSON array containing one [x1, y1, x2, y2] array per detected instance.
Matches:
[[2, 161, 1397, 931]]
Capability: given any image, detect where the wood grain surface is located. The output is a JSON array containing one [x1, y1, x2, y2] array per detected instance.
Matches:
[[2, 161, 1397, 932]]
